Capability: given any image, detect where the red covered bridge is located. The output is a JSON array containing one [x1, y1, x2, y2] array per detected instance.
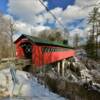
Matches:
[[14, 34, 75, 68]]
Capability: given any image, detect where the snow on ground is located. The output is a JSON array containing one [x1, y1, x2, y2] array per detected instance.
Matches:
[[0, 68, 66, 100]]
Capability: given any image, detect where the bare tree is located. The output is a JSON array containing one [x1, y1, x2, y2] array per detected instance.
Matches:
[[73, 34, 80, 48], [38, 29, 64, 42], [0, 13, 15, 58], [7, 18, 15, 57]]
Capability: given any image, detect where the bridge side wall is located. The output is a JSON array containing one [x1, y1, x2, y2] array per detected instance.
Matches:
[[32, 45, 75, 67]]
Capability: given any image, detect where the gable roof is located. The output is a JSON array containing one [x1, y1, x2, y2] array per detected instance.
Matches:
[[14, 34, 73, 49]]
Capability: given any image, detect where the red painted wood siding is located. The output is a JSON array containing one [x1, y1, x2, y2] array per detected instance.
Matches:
[[15, 38, 31, 59], [32, 45, 43, 67], [32, 45, 75, 67], [15, 41, 24, 58], [43, 50, 75, 65]]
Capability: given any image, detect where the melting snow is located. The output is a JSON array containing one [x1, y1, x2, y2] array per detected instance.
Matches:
[[0, 68, 65, 100]]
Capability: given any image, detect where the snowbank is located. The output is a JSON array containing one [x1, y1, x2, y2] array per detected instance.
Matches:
[[0, 68, 65, 100]]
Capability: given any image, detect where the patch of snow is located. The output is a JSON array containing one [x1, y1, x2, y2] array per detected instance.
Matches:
[[80, 69, 93, 83], [0, 68, 66, 100]]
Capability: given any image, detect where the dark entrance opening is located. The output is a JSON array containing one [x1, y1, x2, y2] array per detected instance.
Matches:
[[23, 65, 32, 72], [21, 42, 32, 59]]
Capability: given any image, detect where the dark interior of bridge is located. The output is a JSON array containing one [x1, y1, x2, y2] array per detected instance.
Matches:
[[21, 42, 32, 59]]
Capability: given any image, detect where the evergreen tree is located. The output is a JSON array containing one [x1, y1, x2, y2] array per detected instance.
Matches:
[[86, 7, 100, 59]]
